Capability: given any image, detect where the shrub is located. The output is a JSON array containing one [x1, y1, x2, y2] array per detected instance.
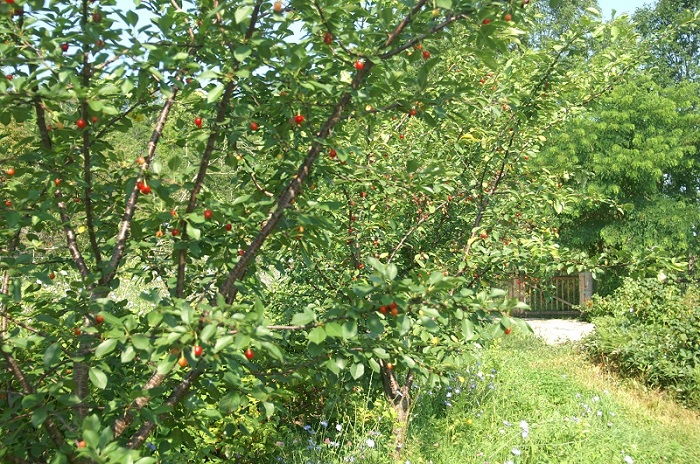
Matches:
[[584, 279, 700, 408]]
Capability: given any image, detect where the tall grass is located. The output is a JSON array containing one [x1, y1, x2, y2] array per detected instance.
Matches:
[[276, 332, 700, 464]]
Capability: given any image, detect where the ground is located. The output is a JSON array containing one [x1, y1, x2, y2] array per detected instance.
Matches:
[[524, 318, 595, 345]]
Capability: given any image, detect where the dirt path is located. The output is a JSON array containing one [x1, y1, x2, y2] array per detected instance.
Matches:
[[524, 318, 595, 345]]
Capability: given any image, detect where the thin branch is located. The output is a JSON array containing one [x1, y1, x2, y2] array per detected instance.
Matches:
[[112, 366, 173, 439]]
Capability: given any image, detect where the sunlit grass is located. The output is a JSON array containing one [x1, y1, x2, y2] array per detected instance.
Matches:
[[279, 331, 700, 464]]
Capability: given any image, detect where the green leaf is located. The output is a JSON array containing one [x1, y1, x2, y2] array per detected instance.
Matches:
[[43, 342, 61, 368], [325, 322, 343, 338], [131, 333, 151, 350], [308, 327, 326, 345], [95, 339, 118, 358], [89, 367, 108, 389], [290, 310, 315, 326], [200, 323, 217, 343], [121, 346, 136, 363], [349, 362, 365, 379], [341, 321, 357, 340], [214, 335, 234, 353], [262, 401, 275, 419], [186, 222, 201, 240], [31, 407, 47, 428], [234, 6, 253, 24], [207, 84, 225, 104], [233, 45, 252, 62]]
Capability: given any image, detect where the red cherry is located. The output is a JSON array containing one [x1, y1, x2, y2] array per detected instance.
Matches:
[[354, 60, 365, 70], [141, 185, 151, 195], [91, 115, 98, 124], [74, 327, 81, 336], [76, 119, 86, 129], [329, 148, 337, 159], [5, 0, 15, 4], [294, 114, 305, 125], [55, 178, 61, 186], [4, 200, 12, 207], [172, 228, 180, 236], [482, 18, 491, 25], [170, 209, 177, 217], [504, 327, 512, 335], [422, 50, 430, 59], [324, 32, 332, 44], [399, 134, 405, 139], [250, 121, 259, 131], [504, 13, 512, 21], [194, 345, 204, 356], [390, 307, 399, 316], [95, 314, 104, 324], [409, 108, 417, 116], [137, 156, 146, 165], [5, 168, 14, 176], [389, 301, 397, 310], [49, 272, 56, 280], [178, 357, 188, 367], [77, 440, 86, 449], [92, 12, 102, 22], [238, 249, 244, 256], [203, 209, 213, 220], [244, 348, 254, 360], [357, 263, 364, 270], [61, 43, 69, 52], [96, 39, 104, 48], [194, 116, 202, 127], [225, 223, 232, 231], [6, 74, 13, 81], [379, 305, 387, 314]]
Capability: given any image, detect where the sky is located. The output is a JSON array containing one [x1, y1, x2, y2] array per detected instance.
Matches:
[[597, 0, 656, 18]]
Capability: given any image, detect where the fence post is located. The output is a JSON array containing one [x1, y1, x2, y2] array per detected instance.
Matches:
[[579, 271, 593, 305]]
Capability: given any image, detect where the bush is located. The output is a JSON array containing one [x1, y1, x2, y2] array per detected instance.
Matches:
[[584, 279, 700, 408]]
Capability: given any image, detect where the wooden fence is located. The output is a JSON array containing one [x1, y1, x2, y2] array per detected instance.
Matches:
[[509, 272, 593, 314]]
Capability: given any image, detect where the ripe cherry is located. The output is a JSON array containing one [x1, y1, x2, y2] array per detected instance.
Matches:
[[6, 74, 13, 81], [238, 249, 244, 256], [194, 345, 204, 356], [137, 156, 146, 165], [194, 116, 203, 128], [482, 18, 491, 25], [504, 327, 512, 335], [273, 1, 282, 12], [74, 327, 81, 336], [92, 12, 102, 22], [250, 121, 259, 131], [76, 119, 86, 129], [155, 230, 164, 238], [294, 114, 305, 125], [95, 314, 104, 324], [323, 32, 332, 44], [244, 348, 254, 360], [504, 13, 513, 21], [422, 50, 430, 59], [409, 108, 417, 116], [357, 263, 364, 270], [77, 440, 86, 449], [55, 178, 61, 186], [329, 148, 337, 159], [379, 305, 387, 314], [60, 43, 69, 52], [178, 356, 188, 367], [391, 307, 399, 316], [141, 185, 151, 195], [49, 272, 56, 280], [204, 209, 213, 220], [4, 200, 12, 207], [172, 228, 180, 236], [91, 115, 98, 124], [354, 60, 365, 70], [5, 168, 14, 176], [225, 223, 232, 231]]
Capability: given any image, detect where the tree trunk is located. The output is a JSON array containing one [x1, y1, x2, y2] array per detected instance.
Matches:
[[379, 360, 414, 456]]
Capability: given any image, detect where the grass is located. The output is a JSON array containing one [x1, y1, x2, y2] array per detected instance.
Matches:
[[278, 331, 700, 464]]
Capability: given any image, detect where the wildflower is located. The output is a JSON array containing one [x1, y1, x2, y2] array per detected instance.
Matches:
[[446, 391, 452, 398], [607, 422, 613, 427], [624, 456, 634, 464], [320, 420, 328, 428], [366, 438, 375, 448], [592, 395, 600, 402], [303, 424, 312, 431], [503, 420, 512, 427], [445, 400, 453, 407], [512, 448, 521, 456], [336, 423, 343, 432]]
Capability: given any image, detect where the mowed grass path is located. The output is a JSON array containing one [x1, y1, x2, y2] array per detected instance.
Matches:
[[401, 333, 700, 464]]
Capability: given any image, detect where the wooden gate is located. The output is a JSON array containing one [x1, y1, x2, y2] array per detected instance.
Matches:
[[509, 272, 593, 314]]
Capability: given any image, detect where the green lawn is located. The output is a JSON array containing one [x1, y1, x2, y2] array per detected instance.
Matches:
[[280, 332, 700, 464]]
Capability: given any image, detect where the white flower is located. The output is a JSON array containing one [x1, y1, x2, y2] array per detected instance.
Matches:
[[366, 438, 375, 448], [512, 447, 521, 456], [336, 423, 343, 432], [624, 456, 634, 464]]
